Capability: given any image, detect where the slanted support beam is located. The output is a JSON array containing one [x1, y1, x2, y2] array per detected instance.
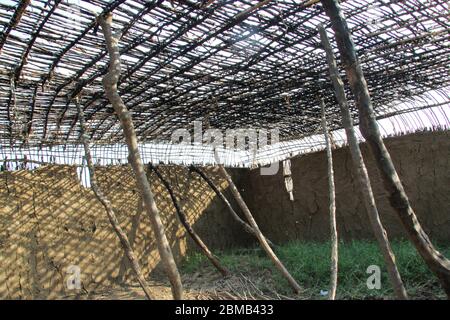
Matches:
[[149, 164, 229, 277], [217, 164, 301, 294], [189, 165, 276, 248], [76, 98, 153, 300], [99, 13, 183, 300], [318, 25, 408, 300], [319, 98, 338, 300], [320, 0, 450, 297]]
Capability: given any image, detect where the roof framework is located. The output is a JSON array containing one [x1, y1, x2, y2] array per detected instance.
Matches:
[[0, 0, 449, 148]]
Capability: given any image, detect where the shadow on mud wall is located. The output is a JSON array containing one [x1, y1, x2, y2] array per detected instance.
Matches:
[[0, 164, 251, 299], [120, 165, 255, 283]]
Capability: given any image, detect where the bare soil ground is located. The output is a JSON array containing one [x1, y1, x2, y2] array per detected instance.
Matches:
[[61, 271, 299, 300], [59, 270, 445, 300]]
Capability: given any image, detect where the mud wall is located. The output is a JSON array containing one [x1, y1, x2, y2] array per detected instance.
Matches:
[[237, 131, 450, 243], [0, 165, 251, 299]]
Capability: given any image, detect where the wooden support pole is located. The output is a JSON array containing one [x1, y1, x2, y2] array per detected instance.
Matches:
[[319, 98, 338, 300], [76, 98, 153, 300], [149, 164, 229, 277], [318, 25, 408, 300], [99, 13, 183, 300], [320, 0, 450, 297], [321, 0, 450, 298], [189, 165, 276, 248], [217, 164, 302, 294]]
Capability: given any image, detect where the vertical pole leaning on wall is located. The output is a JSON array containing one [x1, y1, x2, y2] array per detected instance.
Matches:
[[99, 13, 183, 300], [319, 99, 338, 300], [217, 164, 302, 294], [320, 0, 450, 296], [149, 164, 229, 277], [318, 24, 408, 300], [76, 98, 153, 300]]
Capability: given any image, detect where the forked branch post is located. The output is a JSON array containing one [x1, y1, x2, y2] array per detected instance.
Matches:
[[99, 13, 183, 300]]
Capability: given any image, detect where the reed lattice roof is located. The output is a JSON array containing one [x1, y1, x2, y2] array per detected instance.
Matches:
[[0, 0, 449, 148]]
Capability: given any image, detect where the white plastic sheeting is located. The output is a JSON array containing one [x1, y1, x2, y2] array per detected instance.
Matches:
[[0, 105, 448, 176]]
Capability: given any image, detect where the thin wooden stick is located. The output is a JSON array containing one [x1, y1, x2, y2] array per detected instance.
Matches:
[[318, 22, 409, 300], [216, 163, 301, 294], [189, 165, 276, 248], [99, 13, 183, 300], [0, 0, 30, 53], [234, 0, 272, 20], [75, 98, 153, 300], [319, 98, 338, 300], [321, 0, 450, 298], [149, 164, 229, 277]]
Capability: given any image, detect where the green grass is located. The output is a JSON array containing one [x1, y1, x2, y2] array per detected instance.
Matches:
[[181, 240, 450, 299]]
